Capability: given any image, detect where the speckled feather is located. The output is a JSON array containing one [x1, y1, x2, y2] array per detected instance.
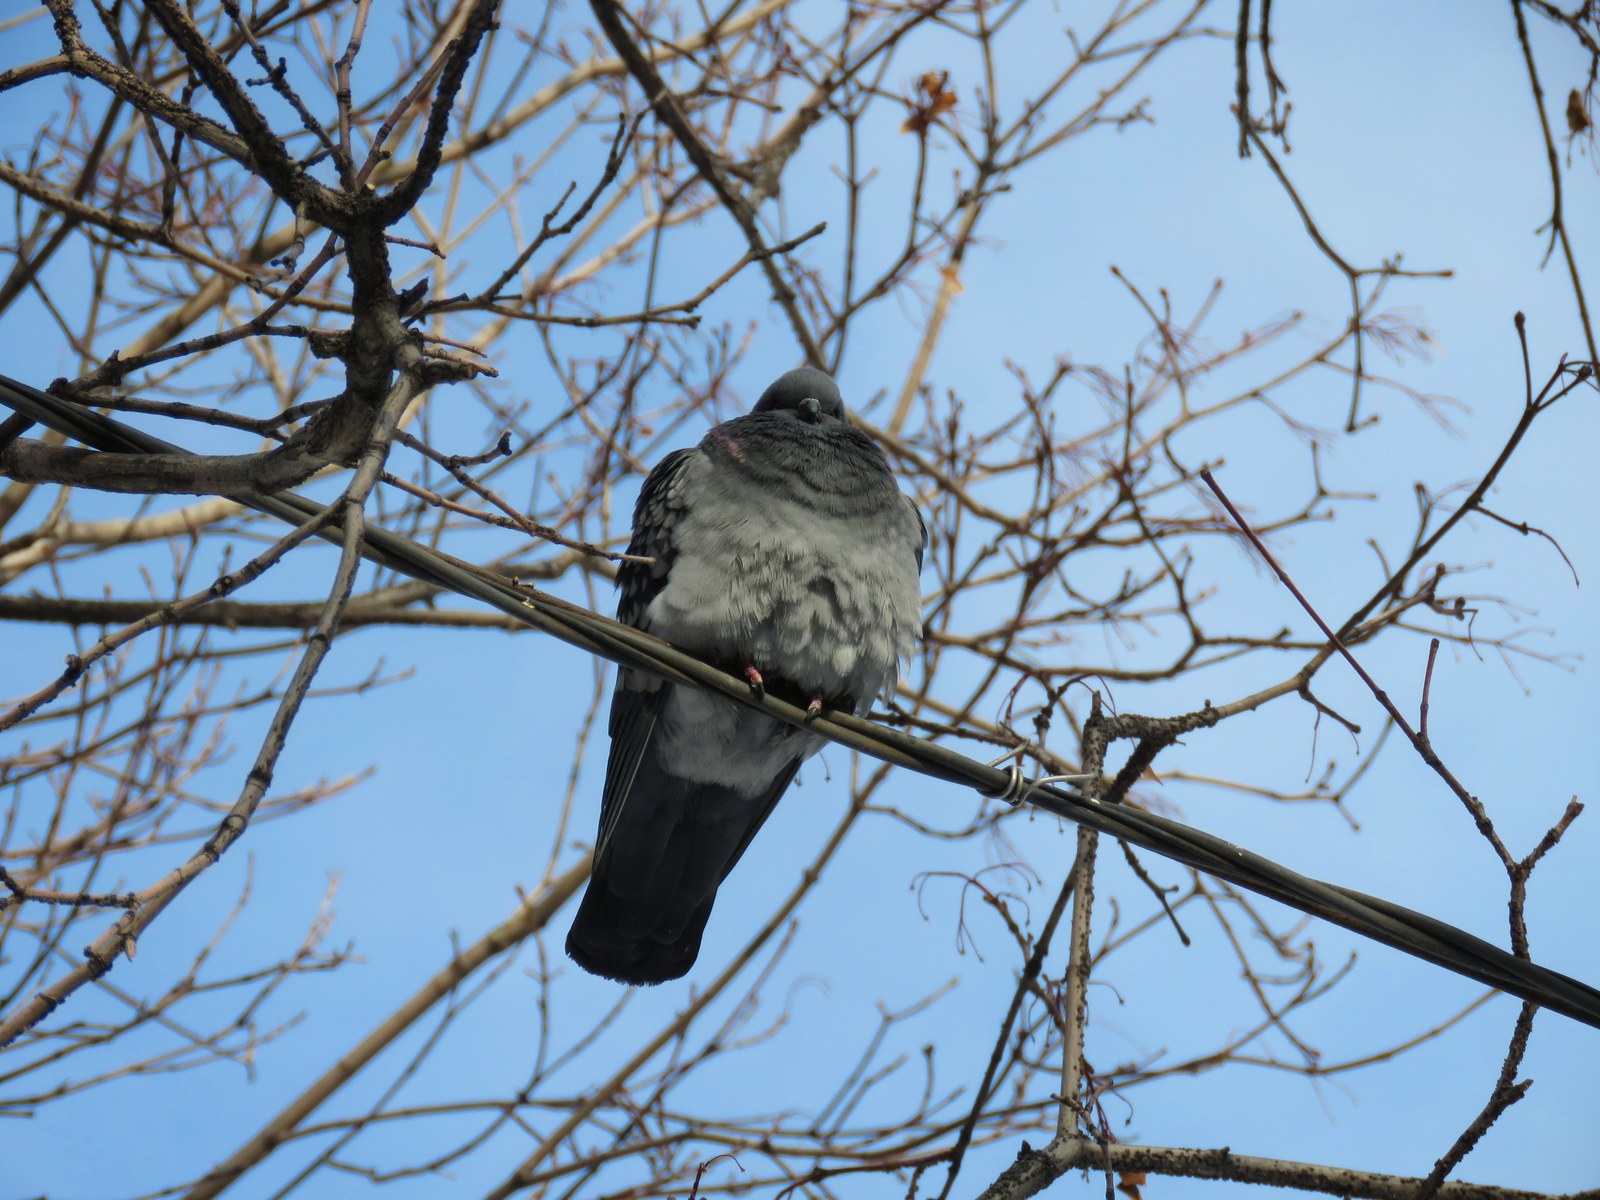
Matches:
[[566, 369, 924, 985]]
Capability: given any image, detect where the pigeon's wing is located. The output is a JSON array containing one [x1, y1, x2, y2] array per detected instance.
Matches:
[[615, 445, 697, 628], [713, 757, 803, 884], [906, 493, 927, 570], [594, 682, 661, 858], [596, 446, 698, 858]]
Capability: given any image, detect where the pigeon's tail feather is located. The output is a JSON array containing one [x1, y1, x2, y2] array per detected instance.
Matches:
[[566, 884, 714, 985], [567, 768, 791, 986]]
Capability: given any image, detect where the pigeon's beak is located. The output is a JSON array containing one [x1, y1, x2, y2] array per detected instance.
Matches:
[[799, 396, 822, 423]]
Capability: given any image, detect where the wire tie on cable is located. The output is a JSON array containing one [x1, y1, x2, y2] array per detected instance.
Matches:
[[980, 743, 1038, 807], [980, 744, 1096, 808], [980, 763, 1029, 806]]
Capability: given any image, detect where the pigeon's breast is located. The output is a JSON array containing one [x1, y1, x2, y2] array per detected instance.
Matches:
[[641, 441, 921, 709]]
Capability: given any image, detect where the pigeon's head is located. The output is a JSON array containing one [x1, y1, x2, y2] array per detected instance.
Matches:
[[753, 367, 845, 427]]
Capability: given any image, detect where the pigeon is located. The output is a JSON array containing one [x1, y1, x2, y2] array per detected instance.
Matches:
[[565, 367, 925, 985]]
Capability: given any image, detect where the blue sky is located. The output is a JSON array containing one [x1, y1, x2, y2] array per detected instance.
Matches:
[[2, 1, 1597, 1197]]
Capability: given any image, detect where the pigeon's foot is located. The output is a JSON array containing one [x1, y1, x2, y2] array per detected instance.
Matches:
[[804, 695, 825, 722], [743, 664, 766, 701]]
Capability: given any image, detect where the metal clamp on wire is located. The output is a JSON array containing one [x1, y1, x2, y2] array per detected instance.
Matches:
[[980, 762, 1032, 807], [980, 745, 1095, 809], [980, 744, 1039, 808]]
